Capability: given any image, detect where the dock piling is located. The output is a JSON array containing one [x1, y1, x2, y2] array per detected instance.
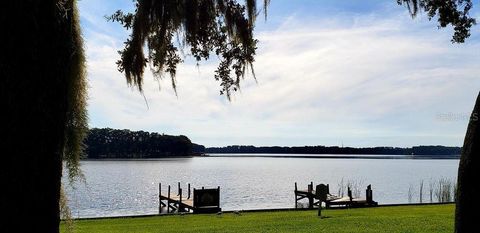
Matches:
[[308, 182, 314, 209], [294, 182, 298, 209], [167, 185, 171, 213], [179, 188, 183, 212], [159, 183, 161, 213], [347, 187, 352, 202], [366, 185, 373, 204]]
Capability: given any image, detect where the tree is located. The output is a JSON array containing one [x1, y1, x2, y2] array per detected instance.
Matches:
[[85, 128, 194, 158], [455, 92, 479, 233], [2, 0, 87, 232]]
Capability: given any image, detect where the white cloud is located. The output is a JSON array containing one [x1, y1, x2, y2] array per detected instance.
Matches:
[[83, 8, 480, 147]]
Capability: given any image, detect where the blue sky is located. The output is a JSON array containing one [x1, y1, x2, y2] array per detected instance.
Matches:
[[78, 0, 480, 147]]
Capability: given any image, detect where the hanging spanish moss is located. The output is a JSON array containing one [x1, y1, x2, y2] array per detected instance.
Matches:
[[108, 0, 269, 100], [63, 0, 88, 183]]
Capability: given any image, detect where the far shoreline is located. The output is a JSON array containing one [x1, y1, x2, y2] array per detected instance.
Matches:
[[206, 154, 460, 160], [80, 153, 460, 161]]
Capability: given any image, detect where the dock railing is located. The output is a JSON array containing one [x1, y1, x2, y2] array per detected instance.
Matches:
[[295, 182, 377, 209], [159, 183, 221, 214]]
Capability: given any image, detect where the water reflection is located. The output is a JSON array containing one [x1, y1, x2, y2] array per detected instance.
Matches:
[[65, 156, 459, 218]]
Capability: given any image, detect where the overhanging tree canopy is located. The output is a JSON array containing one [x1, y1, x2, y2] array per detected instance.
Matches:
[[108, 0, 270, 100], [398, 0, 475, 43], [110, 0, 475, 101]]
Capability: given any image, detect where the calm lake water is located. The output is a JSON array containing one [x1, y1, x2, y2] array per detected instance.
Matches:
[[64, 154, 459, 218]]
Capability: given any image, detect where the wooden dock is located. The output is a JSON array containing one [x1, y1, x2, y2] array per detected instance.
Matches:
[[295, 182, 378, 209], [159, 182, 221, 214]]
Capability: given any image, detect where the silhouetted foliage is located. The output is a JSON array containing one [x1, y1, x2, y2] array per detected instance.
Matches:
[[412, 146, 462, 156], [108, 0, 268, 100], [85, 128, 198, 158], [205, 145, 461, 157], [192, 143, 207, 154], [397, 0, 476, 43]]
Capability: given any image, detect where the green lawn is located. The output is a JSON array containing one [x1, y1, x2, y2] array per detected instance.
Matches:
[[62, 204, 454, 233]]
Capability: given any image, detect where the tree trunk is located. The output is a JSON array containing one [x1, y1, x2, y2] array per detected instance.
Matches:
[[1, 1, 77, 232], [455, 91, 480, 233]]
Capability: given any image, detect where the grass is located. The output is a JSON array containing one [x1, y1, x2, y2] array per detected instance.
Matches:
[[61, 204, 454, 233]]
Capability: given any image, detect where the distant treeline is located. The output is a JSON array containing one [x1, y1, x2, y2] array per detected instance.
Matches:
[[85, 128, 205, 158], [204, 145, 461, 156], [84, 128, 460, 158]]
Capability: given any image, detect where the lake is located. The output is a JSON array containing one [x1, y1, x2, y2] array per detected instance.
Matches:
[[64, 154, 459, 218]]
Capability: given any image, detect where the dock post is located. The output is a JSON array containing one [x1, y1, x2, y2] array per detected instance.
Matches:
[[218, 186, 221, 209], [178, 182, 181, 196], [366, 185, 372, 204], [188, 183, 191, 199], [179, 188, 183, 212], [308, 182, 314, 209], [295, 182, 298, 209], [167, 185, 171, 213], [193, 188, 196, 209], [159, 183, 161, 213], [347, 187, 353, 206]]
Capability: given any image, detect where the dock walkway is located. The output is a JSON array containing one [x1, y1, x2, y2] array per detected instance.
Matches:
[[295, 182, 377, 209], [159, 183, 221, 214]]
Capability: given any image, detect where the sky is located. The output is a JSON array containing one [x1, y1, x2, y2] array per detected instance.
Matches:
[[78, 0, 480, 148]]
